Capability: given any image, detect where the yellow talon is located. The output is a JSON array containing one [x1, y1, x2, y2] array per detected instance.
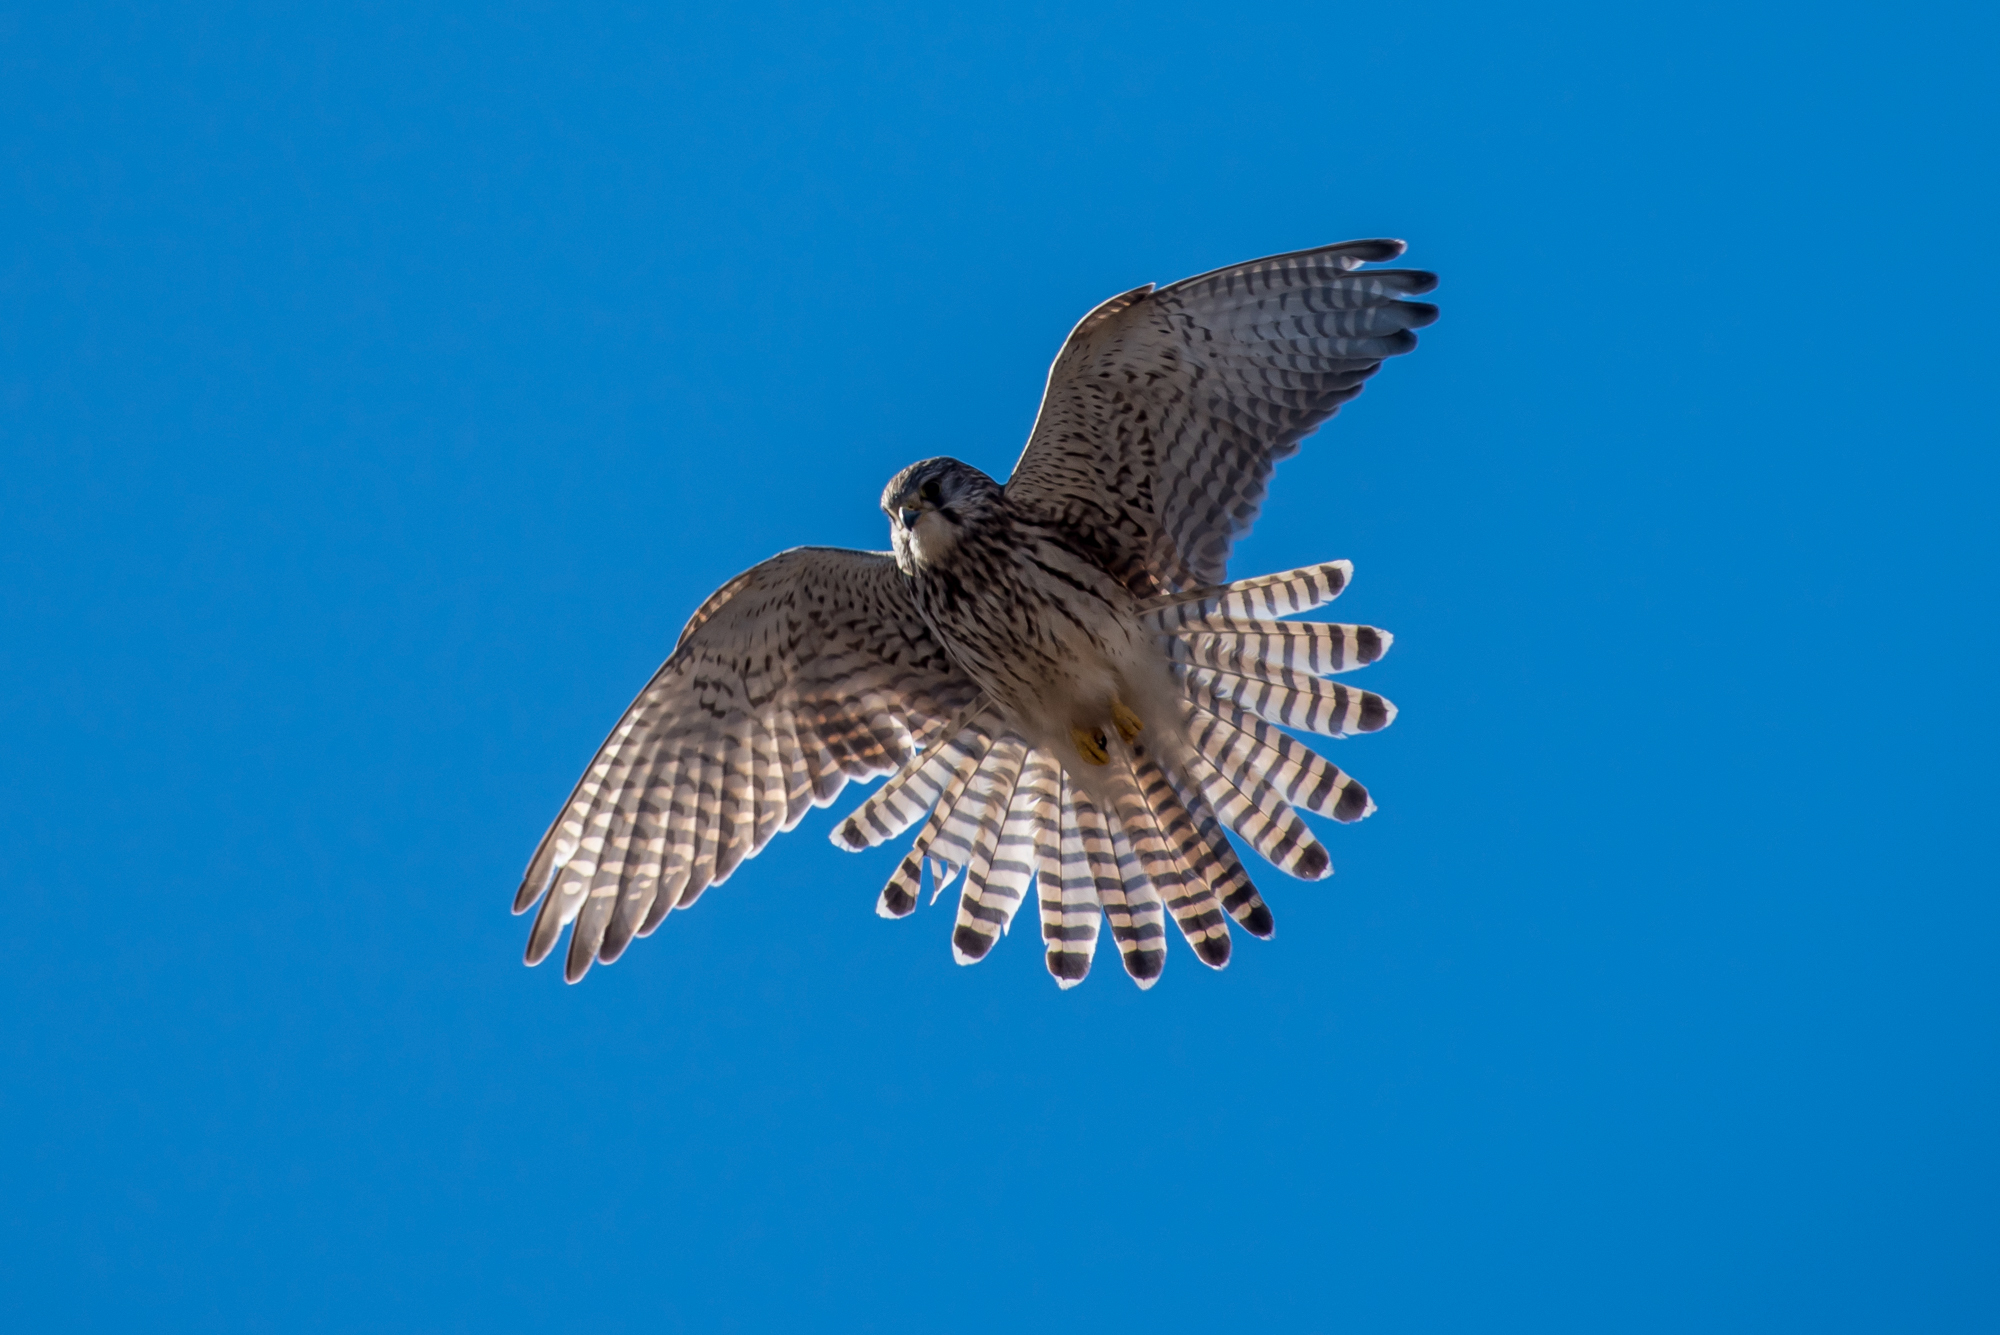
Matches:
[[1111, 699, 1144, 743], [1071, 725, 1110, 765]]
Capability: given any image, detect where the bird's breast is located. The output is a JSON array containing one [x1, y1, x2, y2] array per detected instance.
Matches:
[[912, 522, 1165, 751]]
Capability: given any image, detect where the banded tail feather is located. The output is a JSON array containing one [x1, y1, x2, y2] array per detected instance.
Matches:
[[873, 726, 997, 917], [835, 703, 995, 851], [1137, 560, 1353, 632], [953, 751, 1058, 963], [1130, 747, 1233, 967], [1180, 704, 1334, 880], [927, 737, 1027, 874], [1182, 665, 1396, 738], [1046, 773, 1107, 987], [1159, 757, 1273, 940], [1075, 786, 1167, 987], [1168, 623, 1392, 678], [1193, 695, 1375, 825]]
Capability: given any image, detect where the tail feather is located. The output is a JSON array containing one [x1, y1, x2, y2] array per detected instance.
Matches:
[[1170, 623, 1391, 678], [1043, 771, 1104, 986], [1074, 786, 1166, 987], [1137, 560, 1353, 631], [1197, 695, 1375, 825], [1158, 755, 1273, 939], [953, 751, 1057, 963], [1181, 705, 1334, 880], [835, 706, 995, 851], [927, 738, 1026, 872], [873, 728, 996, 917], [1184, 665, 1396, 737], [1130, 747, 1233, 967]]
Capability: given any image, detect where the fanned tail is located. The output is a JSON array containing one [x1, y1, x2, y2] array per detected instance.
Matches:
[[831, 558, 1391, 989]]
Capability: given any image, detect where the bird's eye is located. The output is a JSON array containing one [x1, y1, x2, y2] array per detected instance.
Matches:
[[919, 479, 942, 504], [899, 507, 920, 528]]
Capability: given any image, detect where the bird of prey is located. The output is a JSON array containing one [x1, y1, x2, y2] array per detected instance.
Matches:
[[514, 238, 1437, 988]]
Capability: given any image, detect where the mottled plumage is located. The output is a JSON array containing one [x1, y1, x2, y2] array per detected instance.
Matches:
[[516, 238, 1437, 986]]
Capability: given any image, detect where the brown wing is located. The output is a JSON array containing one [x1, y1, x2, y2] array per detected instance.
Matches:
[[1004, 239, 1438, 593], [513, 546, 978, 981]]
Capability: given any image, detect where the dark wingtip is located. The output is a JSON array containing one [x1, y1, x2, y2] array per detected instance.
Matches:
[[1195, 933, 1232, 969], [1338, 238, 1406, 263], [838, 818, 865, 850], [1296, 843, 1331, 879], [1334, 782, 1372, 823], [1400, 300, 1441, 329], [879, 884, 917, 918], [1243, 904, 1275, 939], [512, 867, 550, 915], [1358, 693, 1391, 732], [1400, 269, 1440, 295], [598, 922, 635, 965], [953, 925, 995, 961], [1355, 626, 1386, 665]]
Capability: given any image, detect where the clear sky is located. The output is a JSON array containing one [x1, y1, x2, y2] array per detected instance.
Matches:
[[3, 3, 1995, 1331]]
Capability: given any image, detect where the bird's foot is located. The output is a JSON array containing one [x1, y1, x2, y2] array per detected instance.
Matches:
[[1111, 699, 1144, 743], [1071, 725, 1110, 766]]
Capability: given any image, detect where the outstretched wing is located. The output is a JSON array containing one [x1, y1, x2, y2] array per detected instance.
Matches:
[[514, 546, 978, 982], [1004, 239, 1438, 593]]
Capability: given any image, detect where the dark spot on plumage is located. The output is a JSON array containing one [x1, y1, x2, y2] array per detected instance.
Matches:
[[953, 924, 995, 960], [1242, 904, 1275, 939], [881, 884, 917, 917], [840, 818, 864, 849], [1334, 781, 1371, 823], [1050, 952, 1090, 981], [1195, 934, 1231, 967], [1296, 844, 1330, 879], [1355, 627, 1384, 664], [1358, 693, 1390, 732]]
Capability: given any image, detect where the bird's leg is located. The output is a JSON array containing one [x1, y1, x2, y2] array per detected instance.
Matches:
[[1111, 699, 1144, 743], [1071, 725, 1110, 766]]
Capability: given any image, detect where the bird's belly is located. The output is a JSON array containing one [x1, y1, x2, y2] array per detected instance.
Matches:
[[925, 542, 1172, 758]]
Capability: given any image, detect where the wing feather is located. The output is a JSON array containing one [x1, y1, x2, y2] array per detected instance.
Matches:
[[515, 547, 978, 975], [1006, 240, 1437, 592]]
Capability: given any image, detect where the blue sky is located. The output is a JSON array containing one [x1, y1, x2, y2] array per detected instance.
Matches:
[[3, 3, 1995, 1331]]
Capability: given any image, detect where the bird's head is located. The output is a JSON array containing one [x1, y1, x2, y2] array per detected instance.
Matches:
[[882, 457, 1002, 574]]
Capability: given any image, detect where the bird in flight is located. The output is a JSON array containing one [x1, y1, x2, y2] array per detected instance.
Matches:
[[515, 239, 1438, 988]]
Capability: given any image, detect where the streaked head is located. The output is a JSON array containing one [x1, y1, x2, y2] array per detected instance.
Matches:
[[882, 457, 1001, 573]]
